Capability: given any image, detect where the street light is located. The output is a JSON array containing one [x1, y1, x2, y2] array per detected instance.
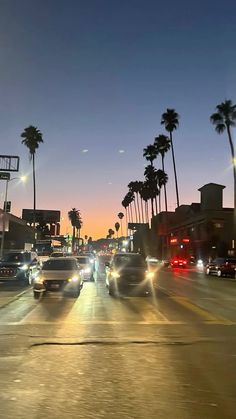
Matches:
[[0, 176, 27, 258]]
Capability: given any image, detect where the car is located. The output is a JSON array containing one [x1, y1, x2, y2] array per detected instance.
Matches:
[[75, 255, 94, 281], [0, 251, 40, 286], [33, 257, 83, 299], [171, 257, 187, 268], [205, 258, 236, 278], [105, 252, 156, 296], [79, 252, 96, 269], [50, 252, 65, 258]]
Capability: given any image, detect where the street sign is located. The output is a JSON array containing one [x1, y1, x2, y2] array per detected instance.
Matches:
[[0, 172, 10, 180], [3, 201, 11, 212], [0, 155, 19, 172]]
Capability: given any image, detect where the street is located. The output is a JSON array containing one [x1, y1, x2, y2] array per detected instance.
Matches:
[[1, 260, 236, 419]]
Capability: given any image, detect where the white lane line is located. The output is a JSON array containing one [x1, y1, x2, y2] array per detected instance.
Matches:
[[1, 320, 235, 326]]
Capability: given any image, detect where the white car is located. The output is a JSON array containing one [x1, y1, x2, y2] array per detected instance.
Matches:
[[33, 257, 83, 299], [76, 256, 94, 281]]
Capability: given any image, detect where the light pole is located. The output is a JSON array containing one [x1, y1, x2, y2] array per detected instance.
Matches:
[[0, 176, 27, 258]]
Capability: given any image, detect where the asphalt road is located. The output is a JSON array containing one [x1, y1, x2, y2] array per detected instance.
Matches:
[[1, 260, 236, 419]]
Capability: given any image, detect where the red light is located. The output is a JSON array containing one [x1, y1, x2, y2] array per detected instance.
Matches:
[[170, 238, 178, 245], [183, 260, 187, 264], [182, 238, 190, 243]]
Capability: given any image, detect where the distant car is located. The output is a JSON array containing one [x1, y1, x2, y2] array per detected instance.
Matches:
[[205, 258, 236, 278], [76, 256, 94, 281], [33, 257, 83, 299], [79, 252, 96, 269], [171, 257, 187, 268], [50, 252, 65, 258], [0, 251, 40, 286], [105, 252, 156, 296]]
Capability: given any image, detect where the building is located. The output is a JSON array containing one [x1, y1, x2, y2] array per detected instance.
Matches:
[[0, 209, 34, 251], [153, 183, 234, 259]]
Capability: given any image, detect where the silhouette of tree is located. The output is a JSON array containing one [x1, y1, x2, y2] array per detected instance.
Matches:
[[21, 125, 43, 240], [143, 144, 157, 167], [154, 134, 170, 212], [115, 222, 120, 238], [161, 108, 180, 207], [118, 212, 124, 236]]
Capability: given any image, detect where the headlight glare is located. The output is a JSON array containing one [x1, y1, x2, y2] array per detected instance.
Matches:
[[111, 271, 120, 279], [146, 271, 155, 279]]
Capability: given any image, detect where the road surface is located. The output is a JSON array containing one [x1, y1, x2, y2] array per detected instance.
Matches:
[[0, 260, 236, 419]]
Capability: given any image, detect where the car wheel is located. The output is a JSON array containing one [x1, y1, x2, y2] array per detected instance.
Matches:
[[108, 284, 116, 297], [33, 291, 41, 300], [217, 270, 222, 278], [72, 288, 80, 298]]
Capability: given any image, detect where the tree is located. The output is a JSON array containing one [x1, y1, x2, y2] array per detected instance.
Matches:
[[121, 198, 129, 236], [128, 181, 139, 222], [115, 222, 120, 238], [143, 144, 157, 167], [68, 208, 81, 252], [108, 228, 115, 239], [21, 125, 44, 239], [118, 212, 124, 236], [210, 100, 236, 226], [154, 134, 170, 212], [161, 108, 180, 207], [156, 169, 168, 212], [144, 165, 159, 216]]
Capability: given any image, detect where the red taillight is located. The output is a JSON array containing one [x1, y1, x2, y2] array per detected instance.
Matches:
[[173, 259, 178, 264], [183, 260, 187, 264]]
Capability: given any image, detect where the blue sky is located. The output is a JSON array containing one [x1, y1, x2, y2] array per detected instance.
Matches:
[[0, 0, 236, 237]]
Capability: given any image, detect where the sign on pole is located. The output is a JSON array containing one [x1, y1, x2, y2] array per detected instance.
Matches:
[[0, 172, 10, 180], [0, 156, 19, 172]]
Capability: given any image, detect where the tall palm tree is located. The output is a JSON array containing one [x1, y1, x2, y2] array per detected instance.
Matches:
[[108, 228, 115, 239], [75, 213, 83, 242], [139, 182, 150, 224], [154, 134, 170, 212], [210, 100, 236, 221], [115, 222, 120, 238], [21, 125, 43, 238], [126, 191, 135, 223], [144, 165, 159, 216], [118, 212, 124, 236], [128, 181, 140, 222], [156, 169, 168, 212], [161, 108, 180, 207], [68, 208, 81, 252], [121, 199, 129, 236], [143, 144, 157, 167]]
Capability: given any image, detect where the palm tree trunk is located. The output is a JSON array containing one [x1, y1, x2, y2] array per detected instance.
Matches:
[[162, 155, 168, 212], [129, 203, 134, 224], [72, 226, 75, 252], [140, 195, 145, 223], [32, 153, 36, 245], [136, 193, 141, 222], [226, 125, 236, 241], [170, 132, 180, 208], [159, 190, 161, 213], [154, 195, 158, 215], [133, 198, 138, 223], [125, 208, 128, 236], [120, 219, 123, 237]]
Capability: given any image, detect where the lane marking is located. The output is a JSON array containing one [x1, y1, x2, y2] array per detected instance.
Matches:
[[171, 296, 234, 325], [0, 320, 235, 326]]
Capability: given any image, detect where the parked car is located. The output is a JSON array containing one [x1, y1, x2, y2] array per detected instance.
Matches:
[[76, 255, 94, 281], [205, 258, 236, 278], [105, 252, 156, 296], [0, 251, 40, 286], [50, 252, 65, 258], [33, 257, 83, 299], [171, 257, 187, 268]]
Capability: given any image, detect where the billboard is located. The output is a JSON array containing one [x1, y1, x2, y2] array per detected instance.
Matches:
[[22, 209, 60, 224]]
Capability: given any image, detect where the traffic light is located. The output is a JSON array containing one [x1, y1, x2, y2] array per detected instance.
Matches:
[[3, 201, 11, 212]]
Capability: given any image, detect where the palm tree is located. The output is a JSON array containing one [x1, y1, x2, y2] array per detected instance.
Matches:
[[144, 165, 159, 216], [154, 134, 170, 212], [75, 213, 83, 243], [115, 222, 120, 238], [143, 144, 157, 167], [161, 108, 180, 207], [128, 181, 139, 222], [126, 191, 135, 223], [121, 199, 129, 236], [210, 100, 236, 220], [68, 208, 81, 252], [21, 125, 43, 238], [118, 212, 124, 236], [156, 169, 168, 212], [139, 182, 150, 224], [108, 228, 115, 239]]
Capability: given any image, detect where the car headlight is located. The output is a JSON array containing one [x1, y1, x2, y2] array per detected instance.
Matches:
[[89, 259, 94, 264], [34, 275, 44, 284], [84, 267, 91, 274], [146, 271, 155, 279], [68, 276, 79, 283], [111, 271, 120, 279], [19, 264, 28, 271]]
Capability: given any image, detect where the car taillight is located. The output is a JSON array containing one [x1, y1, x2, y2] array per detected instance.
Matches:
[[183, 260, 187, 264]]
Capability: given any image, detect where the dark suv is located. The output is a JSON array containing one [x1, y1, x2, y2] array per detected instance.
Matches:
[[205, 258, 236, 278], [105, 252, 156, 296], [0, 251, 39, 286]]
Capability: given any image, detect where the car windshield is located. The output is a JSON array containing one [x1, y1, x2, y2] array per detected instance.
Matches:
[[113, 255, 146, 268], [77, 257, 90, 264], [42, 259, 77, 270], [1, 253, 28, 263]]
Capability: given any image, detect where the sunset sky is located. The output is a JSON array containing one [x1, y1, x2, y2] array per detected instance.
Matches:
[[0, 0, 236, 239]]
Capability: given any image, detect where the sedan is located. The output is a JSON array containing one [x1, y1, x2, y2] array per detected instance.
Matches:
[[205, 258, 236, 278], [76, 256, 94, 281], [33, 257, 83, 299]]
